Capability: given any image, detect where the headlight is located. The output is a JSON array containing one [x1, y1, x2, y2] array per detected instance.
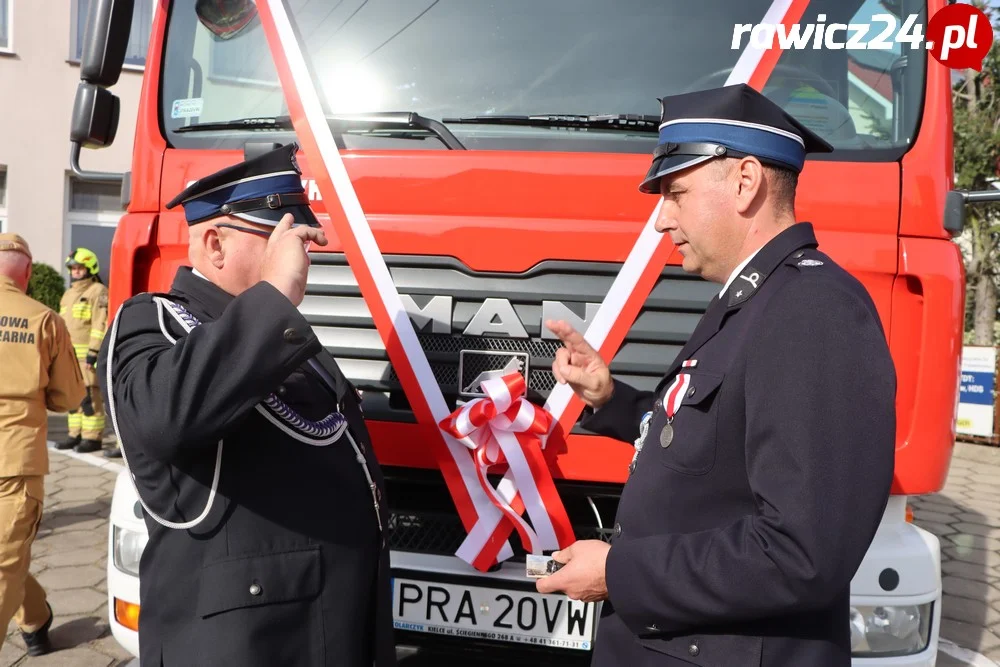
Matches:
[[850, 604, 932, 656], [113, 526, 148, 577]]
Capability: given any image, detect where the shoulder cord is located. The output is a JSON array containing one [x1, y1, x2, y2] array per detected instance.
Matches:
[[106, 296, 382, 532]]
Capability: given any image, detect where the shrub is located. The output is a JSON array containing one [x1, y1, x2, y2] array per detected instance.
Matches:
[[27, 262, 65, 312]]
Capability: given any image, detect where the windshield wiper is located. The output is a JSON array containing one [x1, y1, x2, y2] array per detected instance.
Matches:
[[174, 112, 466, 149], [441, 114, 660, 133]]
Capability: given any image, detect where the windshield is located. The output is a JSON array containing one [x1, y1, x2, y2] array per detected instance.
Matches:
[[161, 0, 926, 156]]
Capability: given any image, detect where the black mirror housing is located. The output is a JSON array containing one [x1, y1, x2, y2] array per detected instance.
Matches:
[[71, 83, 121, 148], [943, 190, 967, 236], [80, 0, 135, 87]]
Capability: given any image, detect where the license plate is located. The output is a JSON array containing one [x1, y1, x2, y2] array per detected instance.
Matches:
[[392, 577, 596, 651]]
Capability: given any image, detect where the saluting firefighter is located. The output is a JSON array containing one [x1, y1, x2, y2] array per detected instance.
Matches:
[[0, 234, 86, 656], [537, 84, 895, 667], [54, 248, 113, 456], [97, 143, 394, 667]]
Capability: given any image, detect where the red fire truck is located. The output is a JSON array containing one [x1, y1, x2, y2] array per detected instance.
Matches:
[[71, 0, 980, 663]]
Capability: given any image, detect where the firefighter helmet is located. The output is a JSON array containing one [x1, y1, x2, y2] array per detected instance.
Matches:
[[66, 248, 100, 276]]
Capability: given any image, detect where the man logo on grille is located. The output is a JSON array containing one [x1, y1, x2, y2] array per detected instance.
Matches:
[[459, 352, 528, 397]]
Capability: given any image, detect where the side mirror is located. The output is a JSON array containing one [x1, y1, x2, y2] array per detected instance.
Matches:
[[70, 0, 132, 183], [945, 188, 1000, 236], [80, 0, 135, 87], [944, 190, 966, 236], [71, 83, 120, 148]]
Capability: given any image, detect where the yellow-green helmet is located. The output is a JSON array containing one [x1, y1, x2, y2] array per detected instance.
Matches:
[[66, 247, 99, 276]]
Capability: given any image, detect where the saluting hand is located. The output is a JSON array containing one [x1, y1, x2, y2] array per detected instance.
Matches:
[[535, 540, 610, 602], [546, 320, 614, 410], [261, 214, 328, 307]]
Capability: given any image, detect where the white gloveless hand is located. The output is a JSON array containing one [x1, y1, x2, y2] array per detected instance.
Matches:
[[546, 319, 614, 410], [260, 213, 328, 306]]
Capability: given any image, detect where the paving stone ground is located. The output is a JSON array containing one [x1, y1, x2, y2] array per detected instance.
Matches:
[[1, 428, 131, 667], [912, 442, 1000, 667], [4, 418, 999, 665]]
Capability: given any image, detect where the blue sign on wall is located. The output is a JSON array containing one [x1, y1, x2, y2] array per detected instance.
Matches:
[[960, 371, 996, 406]]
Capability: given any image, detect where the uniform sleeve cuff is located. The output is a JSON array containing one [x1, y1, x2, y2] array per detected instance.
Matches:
[[579, 381, 642, 434]]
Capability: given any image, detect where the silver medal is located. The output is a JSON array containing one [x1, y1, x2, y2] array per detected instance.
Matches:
[[660, 422, 674, 448], [635, 411, 652, 452]]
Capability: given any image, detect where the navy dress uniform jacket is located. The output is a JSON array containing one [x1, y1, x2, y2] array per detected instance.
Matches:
[[582, 223, 895, 667], [97, 268, 395, 667]]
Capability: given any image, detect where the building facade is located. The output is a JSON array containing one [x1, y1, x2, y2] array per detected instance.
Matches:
[[0, 0, 153, 282]]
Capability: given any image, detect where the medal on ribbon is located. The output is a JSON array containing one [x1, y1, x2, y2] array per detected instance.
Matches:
[[659, 359, 697, 448]]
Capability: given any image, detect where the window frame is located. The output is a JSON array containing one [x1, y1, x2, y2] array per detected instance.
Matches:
[[0, 0, 14, 56], [66, 175, 123, 227]]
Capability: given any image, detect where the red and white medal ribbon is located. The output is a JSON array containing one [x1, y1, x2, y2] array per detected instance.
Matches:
[[439, 374, 572, 557], [663, 359, 698, 421]]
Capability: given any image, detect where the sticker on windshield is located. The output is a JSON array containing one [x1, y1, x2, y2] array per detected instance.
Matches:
[[171, 98, 204, 119]]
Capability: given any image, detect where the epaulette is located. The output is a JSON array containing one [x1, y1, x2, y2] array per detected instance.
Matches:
[[784, 248, 830, 271], [113, 292, 188, 341]]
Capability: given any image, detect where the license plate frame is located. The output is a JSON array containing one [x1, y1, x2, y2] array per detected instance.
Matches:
[[391, 571, 596, 652]]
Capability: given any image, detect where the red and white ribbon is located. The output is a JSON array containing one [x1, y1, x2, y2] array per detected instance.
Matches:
[[255, 0, 803, 571], [663, 373, 692, 421], [439, 374, 573, 556]]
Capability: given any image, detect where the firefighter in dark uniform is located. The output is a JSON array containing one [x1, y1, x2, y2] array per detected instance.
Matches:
[[97, 144, 395, 667], [536, 84, 896, 667]]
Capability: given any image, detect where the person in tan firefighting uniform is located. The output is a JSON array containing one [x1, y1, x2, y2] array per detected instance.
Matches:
[[54, 248, 114, 456], [0, 233, 86, 656]]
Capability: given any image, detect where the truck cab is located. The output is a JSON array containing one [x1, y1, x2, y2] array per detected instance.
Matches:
[[72, 0, 965, 663]]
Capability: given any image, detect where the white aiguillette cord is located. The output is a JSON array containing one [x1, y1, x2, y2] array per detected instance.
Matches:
[[106, 296, 381, 531]]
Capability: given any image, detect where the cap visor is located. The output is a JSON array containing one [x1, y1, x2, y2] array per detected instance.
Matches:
[[638, 154, 715, 194], [232, 204, 320, 228]]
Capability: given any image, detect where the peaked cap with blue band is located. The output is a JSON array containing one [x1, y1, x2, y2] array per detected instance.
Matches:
[[639, 83, 834, 194], [165, 142, 320, 227]]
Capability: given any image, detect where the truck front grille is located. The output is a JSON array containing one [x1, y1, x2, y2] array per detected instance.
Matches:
[[383, 467, 619, 560], [300, 254, 715, 424]]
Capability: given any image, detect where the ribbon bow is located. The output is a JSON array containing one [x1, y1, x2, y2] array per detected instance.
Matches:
[[439, 370, 574, 564]]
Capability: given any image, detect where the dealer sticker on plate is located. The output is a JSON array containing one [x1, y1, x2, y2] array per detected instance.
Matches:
[[392, 577, 595, 651]]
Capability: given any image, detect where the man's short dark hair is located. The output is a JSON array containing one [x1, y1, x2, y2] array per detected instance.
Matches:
[[711, 158, 798, 214], [763, 165, 798, 215]]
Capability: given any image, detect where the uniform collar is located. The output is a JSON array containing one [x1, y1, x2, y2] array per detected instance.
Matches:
[[0, 275, 21, 293], [720, 247, 762, 297], [723, 222, 818, 309], [657, 222, 819, 384], [170, 266, 234, 320]]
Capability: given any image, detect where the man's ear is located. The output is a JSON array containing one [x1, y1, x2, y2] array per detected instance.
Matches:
[[203, 226, 225, 269], [734, 156, 765, 215]]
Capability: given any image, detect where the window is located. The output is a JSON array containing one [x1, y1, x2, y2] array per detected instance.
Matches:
[[67, 177, 122, 229], [69, 178, 120, 214], [0, 0, 12, 52], [66, 177, 122, 284], [162, 0, 927, 156], [73, 0, 153, 67]]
